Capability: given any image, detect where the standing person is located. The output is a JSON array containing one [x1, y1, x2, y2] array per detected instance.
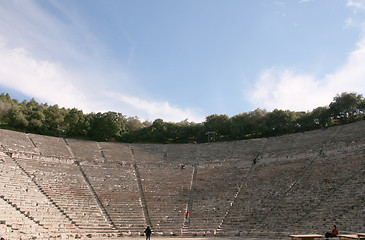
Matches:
[[325, 225, 338, 238], [144, 225, 152, 240], [185, 211, 190, 224]]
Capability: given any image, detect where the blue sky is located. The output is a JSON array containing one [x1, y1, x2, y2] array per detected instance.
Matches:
[[1, 0, 365, 122]]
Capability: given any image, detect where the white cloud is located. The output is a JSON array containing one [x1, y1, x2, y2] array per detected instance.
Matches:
[[104, 92, 204, 123], [250, 68, 328, 111], [274, 1, 284, 5], [345, 0, 365, 28], [250, 35, 365, 112], [0, 1, 205, 123], [299, 0, 314, 3], [347, 0, 365, 10], [0, 38, 205, 123], [0, 39, 90, 110]]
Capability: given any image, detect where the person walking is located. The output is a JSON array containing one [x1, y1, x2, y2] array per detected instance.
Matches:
[[185, 211, 190, 224], [144, 225, 152, 240]]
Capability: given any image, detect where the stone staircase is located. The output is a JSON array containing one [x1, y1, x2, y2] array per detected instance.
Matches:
[[0, 151, 78, 237], [14, 157, 112, 233], [137, 163, 193, 234], [80, 161, 145, 235]]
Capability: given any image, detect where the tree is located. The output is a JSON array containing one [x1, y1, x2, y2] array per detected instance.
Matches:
[[0, 101, 12, 122], [126, 116, 144, 132], [88, 112, 127, 141], [150, 118, 168, 143], [28, 110, 45, 131], [311, 107, 330, 127], [42, 105, 66, 134], [329, 92, 363, 122], [204, 114, 230, 140], [64, 108, 89, 137], [175, 124, 197, 143], [245, 108, 268, 137], [266, 109, 297, 136], [1, 91, 364, 143], [6, 107, 28, 129], [230, 113, 249, 139], [0, 93, 13, 121]]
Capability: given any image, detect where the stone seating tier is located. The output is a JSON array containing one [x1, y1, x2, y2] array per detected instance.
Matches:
[[80, 164, 146, 230], [15, 158, 112, 231], [333, 120, 365, 144], [133, 144, 166, 164], [226, 139, 266, 165], [0, 129, 38, 154], [99, 142, 133, 163], [222, 156, 318, 231], [28, 133, 72, 157], [138, 164, 193, 233], [0, 193, 47, 239], [221, 140, 365, 234], [66, 139, 104, 162], [197, 142, 234, 162], [0, 153, 78, 232], [165, 144, 199, 164], [0, 121, 364, 239], [188, 165, 251, 232]]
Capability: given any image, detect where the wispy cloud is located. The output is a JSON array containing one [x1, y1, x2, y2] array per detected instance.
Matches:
[[299, 0, 314, 3], [249, 0, 365, 112], [0, 39, 90, 110], [250, 35, 365, 111], [104, 92, 204, 123], [345, 17, 354, 28], [250, 68, 327, 111], [347, 0, 365, 10], [0, 1, 88, 63], [0, 0, 204, 122]]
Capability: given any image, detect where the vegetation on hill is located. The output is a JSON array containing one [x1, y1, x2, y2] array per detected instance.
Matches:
[[0, 92, 364, 143]]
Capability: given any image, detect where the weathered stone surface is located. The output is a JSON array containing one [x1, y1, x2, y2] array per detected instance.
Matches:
[[0, 120, 364, 239]]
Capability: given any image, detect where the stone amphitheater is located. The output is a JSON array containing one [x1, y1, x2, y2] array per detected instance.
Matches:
[[0, 120, 364, 239]]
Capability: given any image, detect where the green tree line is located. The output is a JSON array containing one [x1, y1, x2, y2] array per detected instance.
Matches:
[[0, 92, 364, 143]]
